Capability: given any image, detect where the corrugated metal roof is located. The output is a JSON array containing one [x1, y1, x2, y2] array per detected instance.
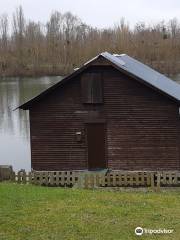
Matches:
[[101, 52, 180, 102]]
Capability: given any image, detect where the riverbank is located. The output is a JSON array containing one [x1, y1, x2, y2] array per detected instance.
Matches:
[[0, 182, 180, 239], [0, 64, 69, 78], [0, 60, 180, 78]]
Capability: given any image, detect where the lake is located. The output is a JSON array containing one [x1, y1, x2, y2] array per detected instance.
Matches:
[[0, 75, 180, 171], [0, 76, 62, 171]]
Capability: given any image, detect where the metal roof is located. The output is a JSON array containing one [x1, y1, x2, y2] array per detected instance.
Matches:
[[101, 52, 180, 102], [18, 52, 180, 109]]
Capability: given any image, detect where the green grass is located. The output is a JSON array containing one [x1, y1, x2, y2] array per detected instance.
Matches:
[[0, 183, 180, 240]]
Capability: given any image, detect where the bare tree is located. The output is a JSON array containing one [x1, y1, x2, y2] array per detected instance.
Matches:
[[25, 21, 44, 73], [0, 14, 8, 51], [12, 6, 25, 67]]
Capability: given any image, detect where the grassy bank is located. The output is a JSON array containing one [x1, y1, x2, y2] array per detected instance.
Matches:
[[0, 64, 70, 78], [0, 183, 180, 240]]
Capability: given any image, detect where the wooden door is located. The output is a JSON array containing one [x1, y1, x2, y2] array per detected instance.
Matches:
[[86, 123, 106, 170]]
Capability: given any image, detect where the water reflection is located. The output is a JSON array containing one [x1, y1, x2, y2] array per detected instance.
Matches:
[[0, 76, 61, 171]]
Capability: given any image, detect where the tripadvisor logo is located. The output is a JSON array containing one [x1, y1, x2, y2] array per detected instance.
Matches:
[[135, 227, 174, 236], [135, 227, 143, 236]]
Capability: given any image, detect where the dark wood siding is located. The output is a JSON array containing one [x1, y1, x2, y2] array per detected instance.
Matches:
[[29, 63, 180, 171], [103, 67, 180, 170], [30, 79, 88, 170]]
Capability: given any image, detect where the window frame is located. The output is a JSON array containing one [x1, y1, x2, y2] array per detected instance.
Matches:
[[81, 71, 104, 104]]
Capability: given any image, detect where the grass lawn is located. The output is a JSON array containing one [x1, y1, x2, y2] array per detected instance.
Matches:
[[0, 183, 180, 240]]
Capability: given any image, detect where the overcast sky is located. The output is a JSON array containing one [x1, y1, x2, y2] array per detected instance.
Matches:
[[0, 0, 179, 28]]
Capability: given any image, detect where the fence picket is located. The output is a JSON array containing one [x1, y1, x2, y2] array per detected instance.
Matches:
[[150, 172, 155, 189], [118, 172, 122, 186], [146, 172, 151, 186], [124, 173, 128, 186], [156, 172, 161, 189], [84, 174, 89, 189], [66, 171, 70, 186], [174, 172, 178, 185], [129, 173, 133, 186]]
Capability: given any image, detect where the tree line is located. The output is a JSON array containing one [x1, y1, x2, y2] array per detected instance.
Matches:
[[0, 6, 180, 77]]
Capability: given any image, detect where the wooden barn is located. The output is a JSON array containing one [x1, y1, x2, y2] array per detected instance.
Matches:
[[18, 52, 180, 171]]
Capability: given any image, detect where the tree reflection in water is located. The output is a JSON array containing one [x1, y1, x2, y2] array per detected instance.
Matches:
[[0, 76, 61, 171]]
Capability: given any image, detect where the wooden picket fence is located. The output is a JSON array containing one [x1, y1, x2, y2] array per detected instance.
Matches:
[[9, 170, 180, 189], [12, 171, 79, 187]]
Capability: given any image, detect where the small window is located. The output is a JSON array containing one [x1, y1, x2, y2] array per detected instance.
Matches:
[[81, 72, 103, 103]]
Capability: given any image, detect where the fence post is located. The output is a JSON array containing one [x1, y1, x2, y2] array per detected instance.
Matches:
[[0, 168, 2, 181], [156, 172, 161, 191], [17, 171, 21, 183], [22, 170, 26, 184], [150, 172, 155, 190], [84, 174, 89, 189], [10, 171, 15, 181]]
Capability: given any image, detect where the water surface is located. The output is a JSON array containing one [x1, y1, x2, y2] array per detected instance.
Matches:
[[0, 76, 62, 171]]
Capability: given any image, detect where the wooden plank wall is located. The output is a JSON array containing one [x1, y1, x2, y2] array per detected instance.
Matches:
[[103, 67, 180, 171], [30, 77, 90, 171]]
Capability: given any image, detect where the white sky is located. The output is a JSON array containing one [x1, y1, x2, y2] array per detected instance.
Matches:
[[0, 0, 179, 28]]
